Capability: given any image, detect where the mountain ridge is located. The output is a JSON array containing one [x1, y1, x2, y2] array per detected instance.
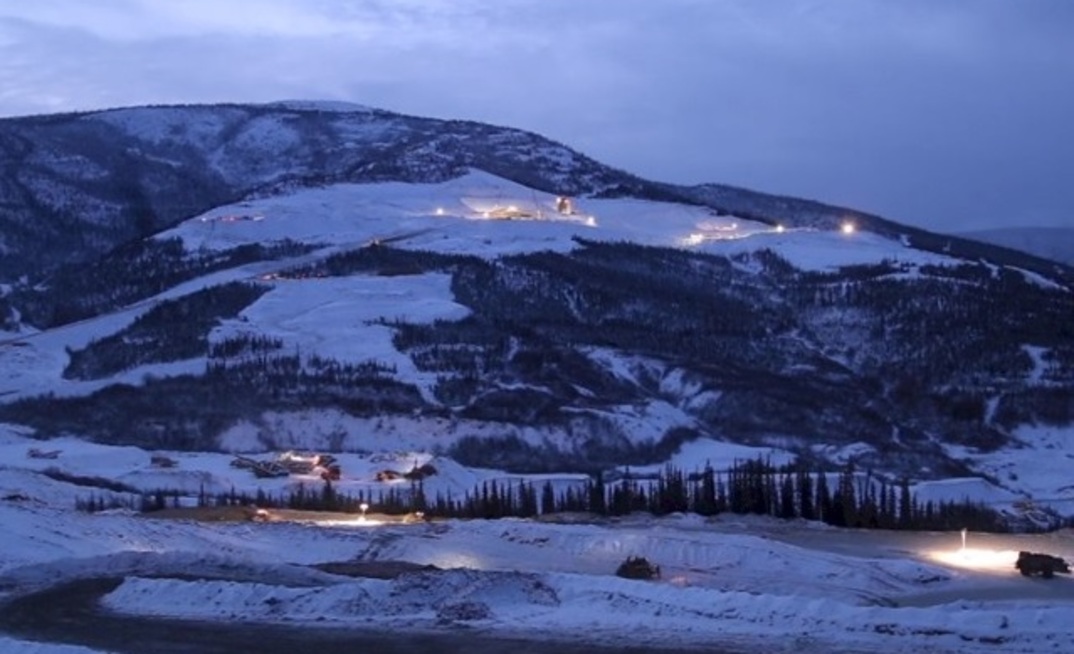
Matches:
[[0, 103, 1071, 514], [957, 226, 1074, 266], [1, 102, 1069, 286]]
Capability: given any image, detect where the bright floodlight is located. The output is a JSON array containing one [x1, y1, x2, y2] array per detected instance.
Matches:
[[929, 547, 1018, 572], [775, 224, 785, 233], [841, 222, 856, 235], [435, 207, 445, 216]]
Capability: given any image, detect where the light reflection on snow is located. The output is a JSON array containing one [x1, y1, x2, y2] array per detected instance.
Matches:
[[927, 547, 1018, 571], [312, 516, 385, 527], [428, 551, 483, 570]]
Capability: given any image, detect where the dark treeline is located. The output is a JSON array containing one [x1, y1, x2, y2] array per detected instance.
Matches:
[[78, 457, 1050, 534], [208, 334, 284, 360], [5, 353, 423, 451], [10, 237, 314, 329], [63, 281, 271, 380], [277, 243, 479, 279]]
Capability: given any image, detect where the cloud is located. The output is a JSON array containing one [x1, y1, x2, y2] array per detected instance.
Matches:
[[0, 0, 1071, 231]]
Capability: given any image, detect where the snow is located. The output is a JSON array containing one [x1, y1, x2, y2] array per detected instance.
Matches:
[[911, 478, 1024, 507], [153, 170, 822, 262], [224, 272, 470, 401], [0, 637, 113, 654], [620, 437, 794, 477], [0, 429, 1073, 653], [213, 402, 700, 464], [701, 228, 956, 272], [91, 106, 244, 149], [3, 165, 1074, 650], [1012, 266, 1068, 291], [943, 424, 1074, 516], [0, 255, 334, 401], [0, 427, 574, 503], [0, 170, 1007, 409], [1022, 344, 1050, 384]]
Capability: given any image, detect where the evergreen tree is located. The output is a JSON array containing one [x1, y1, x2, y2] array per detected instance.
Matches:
[[898, 478, 913, 529], [796, 465, 815, 521], [779, 472, 797, 520]]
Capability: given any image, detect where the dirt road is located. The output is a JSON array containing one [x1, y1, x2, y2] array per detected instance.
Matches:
[[0, 577, 721, 654]]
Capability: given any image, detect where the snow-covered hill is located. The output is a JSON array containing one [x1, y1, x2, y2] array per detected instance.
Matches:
[[0, 170, 1071, 514], [0, 102, 1068, 285], [0, 101, 1072, 652], [0, 103, 1071, 521]]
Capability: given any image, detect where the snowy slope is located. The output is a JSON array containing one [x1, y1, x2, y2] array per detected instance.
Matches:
[[159, 170, 958, 274], [2, 171, 1071, 509], [0, 169, 960, 397], [2, 421, 1073, 653], [1, 476, 1072, 654]]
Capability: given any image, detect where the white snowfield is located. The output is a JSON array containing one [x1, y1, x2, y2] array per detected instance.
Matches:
[[0, 427, 1072, 654], [159, 170, 956, 275]]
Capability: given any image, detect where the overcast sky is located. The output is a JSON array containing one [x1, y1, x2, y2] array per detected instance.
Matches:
[[1, 0, 1071, 232]]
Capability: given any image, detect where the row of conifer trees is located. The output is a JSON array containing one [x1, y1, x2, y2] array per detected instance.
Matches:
[[74, 457, 1033, 532]]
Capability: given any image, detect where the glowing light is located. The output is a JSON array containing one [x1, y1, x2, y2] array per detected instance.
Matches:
[[927, 548, 1018, 571], [507, 205, 519, 212], [584, 216, 597, 227], [435, 207, 445, 216], [841, 222, 856, 235], [316, 516, 384, 528], [775, 224, 785, 234], [683, 233, 706, 246], [482, 211, 490, 218]]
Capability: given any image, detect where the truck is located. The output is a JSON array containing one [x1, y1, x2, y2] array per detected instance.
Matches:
[[1015, 551, 1071, 578]]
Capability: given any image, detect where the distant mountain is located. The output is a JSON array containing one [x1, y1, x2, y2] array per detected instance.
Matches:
[[0, 103, 1068, 285], [0, 103, 1071, 508], [957, 227, 1074, 266]]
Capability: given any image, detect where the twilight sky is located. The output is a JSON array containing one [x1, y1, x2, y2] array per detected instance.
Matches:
[[1, 0, 1071, 232]]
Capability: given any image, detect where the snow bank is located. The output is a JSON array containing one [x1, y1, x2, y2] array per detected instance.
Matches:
[[0, 637, 114, 654]]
